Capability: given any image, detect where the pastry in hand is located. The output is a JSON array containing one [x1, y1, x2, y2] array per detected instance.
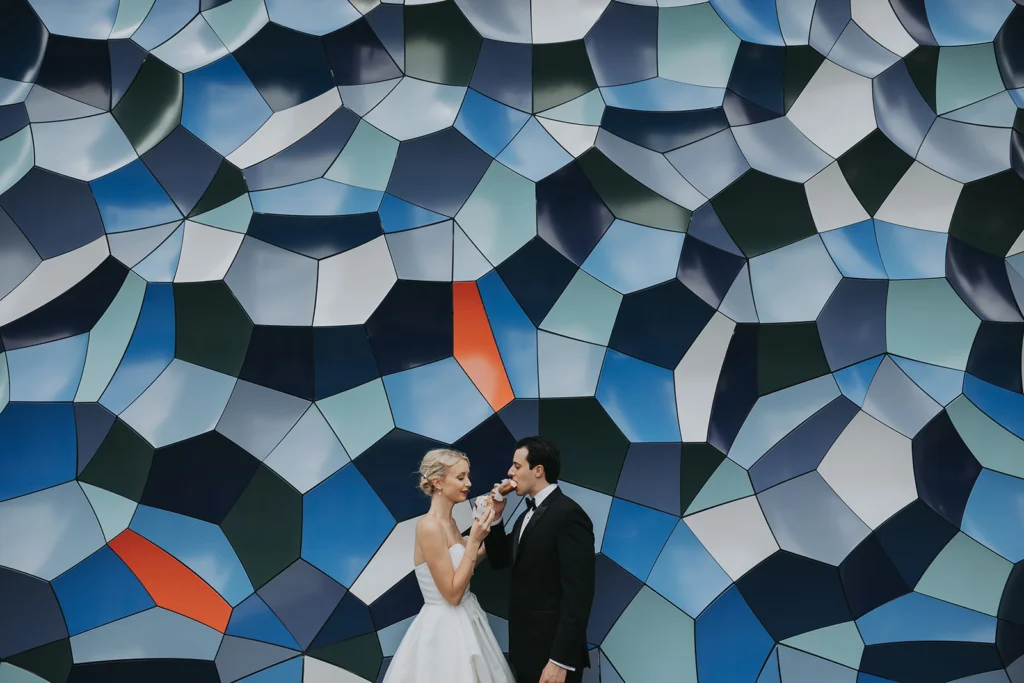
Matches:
[[492, 479, 517, 501]]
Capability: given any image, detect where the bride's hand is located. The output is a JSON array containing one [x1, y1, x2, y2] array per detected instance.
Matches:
[[469, 508, 495, 544]]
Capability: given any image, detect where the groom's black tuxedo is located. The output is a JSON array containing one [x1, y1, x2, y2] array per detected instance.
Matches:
[[485, 486, 596, 683]]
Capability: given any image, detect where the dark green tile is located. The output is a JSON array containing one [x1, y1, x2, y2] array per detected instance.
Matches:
[[111, 55, 182, 155], [403, 2, 482, 87], [904, 46, 939, 113], [711, 170, 817, 257], [6, 637, 73, 683], [309, 633, 383, 682], [949, 170, 1024, 256], [679, 443, 726, 514], [838, 130, 915, 217], [533, 41, 597, 113], [784, 46, 826, 113], [758, 322, 830, 396], [578, 150, 691, 232], [189, 159, 247, 218], [173, 281, 253, 377], [539, 398, 629, 495], [78, 419, 154, 502], [221, 465, 302, 590]]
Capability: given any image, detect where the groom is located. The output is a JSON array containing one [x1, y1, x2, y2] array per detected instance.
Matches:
[[485, 436, 596, 683]]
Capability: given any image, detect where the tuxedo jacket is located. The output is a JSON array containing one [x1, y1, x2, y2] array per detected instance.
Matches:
[[484, 487, 596, 682]]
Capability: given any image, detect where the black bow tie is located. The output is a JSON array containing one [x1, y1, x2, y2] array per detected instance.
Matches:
[[525, 497, 537, 512]]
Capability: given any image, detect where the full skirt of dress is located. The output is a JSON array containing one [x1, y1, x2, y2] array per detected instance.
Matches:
[[383, 545, 516, 683]]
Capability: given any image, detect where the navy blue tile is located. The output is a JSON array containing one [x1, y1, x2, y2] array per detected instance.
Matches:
[[587, 554, 644, 644], [365, 281, 453, 376], [142, 432, 260, 525], [142, 126, 224, 215], [74, 403, 117, 476], [0, 0, 47, 83], [0, 566, 68, 659], [750, 396, 859, 493], [247, 213, 383, 260], [875, 500, 959, 587], [839, 534, 911, 619], [708, 324, 760, 455], [537, 161, 614, 267], [736, 551, 852, 641], [817, 279, 889, 371], [0, 258, 128, 350], [495, 237, 577, 327], [314, 326, 381, 400], [233, 23, 336, 111], [309, 592, 375, 650], [322, 18, 402, 86], [452, 415, 518, 500], [471, 40, 532, 112], [243, 107, 360, 191], [601, 107, 729, 154], [240, 326, 316, 400], [37, 35, 111, 110], [355, 430, 447, 522], [966, 321, 1024, 395], [386, 129, 491, 217], [860, 642, 1004, 683], [912, 411, 983, 528], [0, 168, 105, 260], [676, 235, 746, 308], [946, 235, 1023, 322], [609, 280, 716, 370]]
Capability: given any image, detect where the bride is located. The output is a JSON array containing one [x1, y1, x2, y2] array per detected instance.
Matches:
[[383, 448, 517, 683]]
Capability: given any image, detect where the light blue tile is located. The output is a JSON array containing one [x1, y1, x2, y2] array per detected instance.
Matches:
[[582, 221, 685, 294], [856, 592, 997, 645], [7, 334, 89, 402], [129, 505, 254, 606], [962, 469, 1024, 562], [925, 0, 1015, 45], [182, 55, 272, 156], [647, 521, 732, 618], [874, 221, 948, 280], [597, 350, 680, 442], [455, 89, 529, 158], [496, 117, 574, 182], [820, 221, 887, 279], [250, 179, 383, 217], [383, 358, 493, 444]]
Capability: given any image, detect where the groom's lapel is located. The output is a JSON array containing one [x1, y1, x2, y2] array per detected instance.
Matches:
[[514, 489, 559, 564]]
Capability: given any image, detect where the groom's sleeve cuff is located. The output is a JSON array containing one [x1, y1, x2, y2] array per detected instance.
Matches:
[[549, 659, 575, 672]]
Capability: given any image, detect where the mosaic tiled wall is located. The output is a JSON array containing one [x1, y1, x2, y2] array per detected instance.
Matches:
[[2, 0, 1024, 681]]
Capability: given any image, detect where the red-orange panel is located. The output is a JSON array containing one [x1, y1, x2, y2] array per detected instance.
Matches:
[[453, 281, 514, 411], [109, 529, 232, 632]]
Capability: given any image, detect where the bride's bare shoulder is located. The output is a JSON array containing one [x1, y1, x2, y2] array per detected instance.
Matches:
[[416, 516, 444, 540]]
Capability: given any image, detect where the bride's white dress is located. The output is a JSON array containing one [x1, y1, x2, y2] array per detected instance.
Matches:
[[383, 542, 516, 683]]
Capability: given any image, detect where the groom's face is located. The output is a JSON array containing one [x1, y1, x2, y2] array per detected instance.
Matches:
[[508, 447, 536, 497]]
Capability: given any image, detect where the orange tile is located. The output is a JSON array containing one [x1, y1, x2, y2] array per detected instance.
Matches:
[[109, 529, 232, 632], [453, 281, 514, 411]]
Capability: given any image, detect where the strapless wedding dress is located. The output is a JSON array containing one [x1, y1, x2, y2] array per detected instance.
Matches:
[[383, 542, 516, 683]]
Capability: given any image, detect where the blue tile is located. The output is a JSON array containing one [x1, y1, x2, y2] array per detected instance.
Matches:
[[0, 402, 77, 502], [51, 546, 154, 636], [601, 498, 678, 582], [597, 349, 681, 442]]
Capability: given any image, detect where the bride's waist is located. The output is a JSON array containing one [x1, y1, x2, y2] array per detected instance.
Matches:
[[420, 591, 476, 608]]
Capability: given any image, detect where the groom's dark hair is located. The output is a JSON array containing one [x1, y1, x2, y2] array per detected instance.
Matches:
[[516, 436, 561, 483]]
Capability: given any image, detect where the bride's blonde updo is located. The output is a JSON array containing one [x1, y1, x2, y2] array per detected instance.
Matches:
[[418, 448, 469, 496]]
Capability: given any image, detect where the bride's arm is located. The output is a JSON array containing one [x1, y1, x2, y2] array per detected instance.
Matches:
[[473, 540, 487, 567], [417, 518, 479, 606]]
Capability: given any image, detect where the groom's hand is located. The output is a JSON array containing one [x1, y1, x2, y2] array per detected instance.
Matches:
[[539, 662, 567, 683]]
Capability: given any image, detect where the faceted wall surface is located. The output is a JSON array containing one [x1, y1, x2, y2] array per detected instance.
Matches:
[[2, 0, 1024, 682]]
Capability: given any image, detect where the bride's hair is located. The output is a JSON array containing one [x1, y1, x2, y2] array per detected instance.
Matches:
[[418, 448, 468, 496]]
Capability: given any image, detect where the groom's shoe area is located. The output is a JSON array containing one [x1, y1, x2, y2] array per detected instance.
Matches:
[[486, 438, 597, 683]]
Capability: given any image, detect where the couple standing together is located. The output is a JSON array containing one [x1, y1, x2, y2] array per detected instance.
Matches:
[[383, 436, 597, 683]]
